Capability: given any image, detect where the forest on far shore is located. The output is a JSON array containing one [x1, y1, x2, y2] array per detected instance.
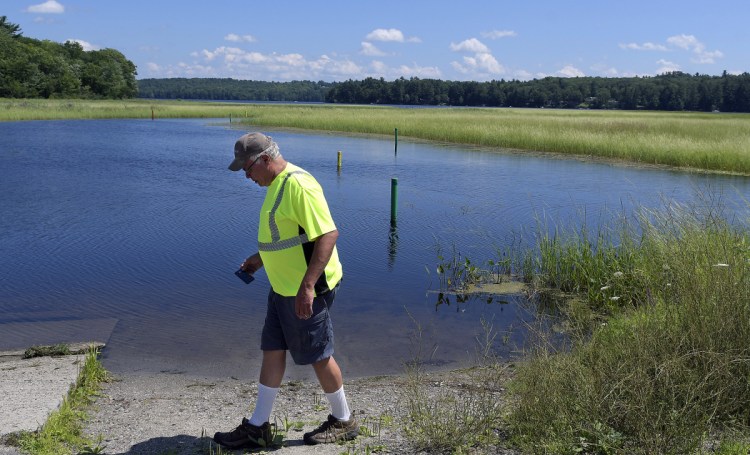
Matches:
[[138, 72, 750, 112]]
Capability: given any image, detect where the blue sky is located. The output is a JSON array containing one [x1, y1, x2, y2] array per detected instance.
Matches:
[[6, 0, 749, 81]]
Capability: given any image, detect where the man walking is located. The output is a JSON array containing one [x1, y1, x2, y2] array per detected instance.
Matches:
[[214, 132, 357, 449]]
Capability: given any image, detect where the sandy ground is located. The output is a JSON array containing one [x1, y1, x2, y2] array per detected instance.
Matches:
[[0, 352, 85, 435], [0, 344, 100, 454], [0, 347, 517, 454], [82, 366, 518, 455]]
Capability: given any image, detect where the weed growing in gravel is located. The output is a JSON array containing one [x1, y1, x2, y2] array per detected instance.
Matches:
[[16, 346, 108, 455], [402, 315, 510, 453]]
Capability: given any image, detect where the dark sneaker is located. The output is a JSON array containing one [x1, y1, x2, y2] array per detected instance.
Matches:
[[303, 414, 359, 445], [213, 418, 272, 449]]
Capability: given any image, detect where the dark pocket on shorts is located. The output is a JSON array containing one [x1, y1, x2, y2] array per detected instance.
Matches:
[[287, 303, 330, 352]]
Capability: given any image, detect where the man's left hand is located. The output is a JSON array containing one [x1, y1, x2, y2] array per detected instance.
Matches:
[[295, 286, 314, 319]]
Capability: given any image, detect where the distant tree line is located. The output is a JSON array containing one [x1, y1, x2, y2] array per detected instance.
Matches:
[[137, 78, 334, 102], [138, 72, 750, 112], [325, 72, 750, 112], [0, 16, 137, 98]]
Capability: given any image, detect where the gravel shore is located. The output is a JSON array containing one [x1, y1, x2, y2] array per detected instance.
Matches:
[[82, 366, 518, 454]]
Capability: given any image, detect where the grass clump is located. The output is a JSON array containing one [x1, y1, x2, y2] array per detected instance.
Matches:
[[22, 344, 72, 359], [16, 346, 109, 455], [402, 315, 511, 454], [403, 364, 508, 454], [509, 200, 750, 454]]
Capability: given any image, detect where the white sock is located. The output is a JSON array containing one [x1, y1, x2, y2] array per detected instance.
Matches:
[[325, 386, 351, 421], [248, 383, 278, 426]]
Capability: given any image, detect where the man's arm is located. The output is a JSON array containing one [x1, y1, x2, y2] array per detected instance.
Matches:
[[295, 229, 338, 319]]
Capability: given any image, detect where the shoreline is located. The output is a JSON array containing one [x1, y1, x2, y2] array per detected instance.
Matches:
[[0, 344, 519, 454], [82, 364, 518, 454]]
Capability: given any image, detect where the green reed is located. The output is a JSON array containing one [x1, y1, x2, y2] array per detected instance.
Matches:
[[510, 200, 750, 454], [2, 99, 749, 174]]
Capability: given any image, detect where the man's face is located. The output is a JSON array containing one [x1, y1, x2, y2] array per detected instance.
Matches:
[[243, 154, 269, 186]]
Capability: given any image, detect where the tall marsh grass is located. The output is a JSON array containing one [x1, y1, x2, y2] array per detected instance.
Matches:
[[0, 98, 252, 121], [236, 104, 750, 174], [2, 99, 750, 174], [510, 200, 750, 454]]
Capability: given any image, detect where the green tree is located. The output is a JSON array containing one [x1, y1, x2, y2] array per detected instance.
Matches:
[[0, 15, 22, 37]]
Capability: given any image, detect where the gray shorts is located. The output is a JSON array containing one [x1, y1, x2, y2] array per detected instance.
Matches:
[[260, 285, 338, 365]]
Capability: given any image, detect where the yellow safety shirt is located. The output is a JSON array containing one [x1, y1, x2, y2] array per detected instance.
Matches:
[[258, 163, 343, 297]]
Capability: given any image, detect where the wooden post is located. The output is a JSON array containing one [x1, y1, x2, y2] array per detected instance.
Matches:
[[337, 151, 342, 170]]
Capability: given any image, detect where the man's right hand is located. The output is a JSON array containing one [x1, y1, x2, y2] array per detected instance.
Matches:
[[241, 253, 263, 274]]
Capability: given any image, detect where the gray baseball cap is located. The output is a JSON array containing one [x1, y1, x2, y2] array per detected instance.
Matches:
[[228, 132, 274, 171]]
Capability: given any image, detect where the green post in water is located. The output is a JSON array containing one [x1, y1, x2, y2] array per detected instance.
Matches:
[[390, 178, 398, 226], [337, 151, 342, 170], [394, 128, 398, 155]]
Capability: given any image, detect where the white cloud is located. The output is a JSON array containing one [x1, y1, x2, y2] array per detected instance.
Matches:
[[656, 59, 681, 73], [369, 61, 440, 79], [195, 46, 241, 61], [619, 42, 668, 51], [360, 42, 386, 57], [590, 63, 619, 77], [159, 43, 447, 81], [364, 28, 421, 44], [65, 39, 98, 51], [557, 65, 585, 77], [451, 53, 505, 77], [366, 28, 405, 42], [450, 38, 489, 54], [188, 46, 366, 81], [692, 49, 723, 64], [394, 63, 441, 79], [666, 34, 699, 50], [621, 34, 723, 65], [25, 0, 64, 13], [474, 53, 504, 74], [225, 33, 256, 43], [666, 34, 723, 64], [449, 38, 505, 79], [481, 30, 517, 39]]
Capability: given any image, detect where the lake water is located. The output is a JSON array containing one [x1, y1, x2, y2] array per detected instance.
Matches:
[[1, 118, 748, 380]]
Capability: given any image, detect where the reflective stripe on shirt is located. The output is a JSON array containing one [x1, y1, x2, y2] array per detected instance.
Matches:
[[262, 170, 310, 251]]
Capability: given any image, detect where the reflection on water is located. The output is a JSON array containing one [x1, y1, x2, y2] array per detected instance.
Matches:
[[387, 225, 398, 271], [1, 119, 748, 380]]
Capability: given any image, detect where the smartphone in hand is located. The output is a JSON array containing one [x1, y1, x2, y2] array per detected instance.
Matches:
[[234, 269, 255, 284]]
